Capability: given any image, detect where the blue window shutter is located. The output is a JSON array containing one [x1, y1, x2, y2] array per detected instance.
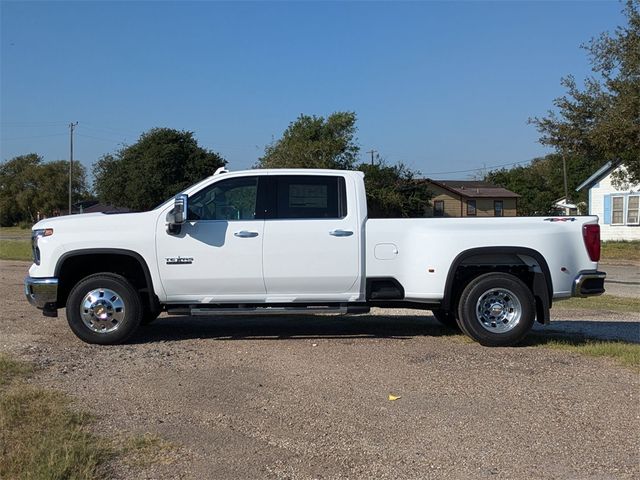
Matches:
[[603, 194, 611, 224]]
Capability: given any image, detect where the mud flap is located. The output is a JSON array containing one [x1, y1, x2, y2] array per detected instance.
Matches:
[[533, 271, 550, 325]]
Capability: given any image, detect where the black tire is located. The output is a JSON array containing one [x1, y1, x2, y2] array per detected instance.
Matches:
[[457, 272, 535, 347], [431, 309, 459, 330], [66, 273, 142, 345]]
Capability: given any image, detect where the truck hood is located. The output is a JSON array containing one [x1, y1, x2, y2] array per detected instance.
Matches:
[[32, 212, 144, 230], [32, 211, 154, 231]]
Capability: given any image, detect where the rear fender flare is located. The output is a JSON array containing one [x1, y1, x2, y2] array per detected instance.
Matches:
[[441, 247, 552, 323]]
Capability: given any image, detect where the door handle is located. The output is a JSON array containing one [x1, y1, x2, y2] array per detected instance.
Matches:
[[234, 231, 259, 238], [329, 229, 353, 237]]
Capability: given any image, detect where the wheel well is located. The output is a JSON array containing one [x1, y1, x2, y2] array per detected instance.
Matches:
[[441, 248, 552, 323], [55, 252, 158, 312]]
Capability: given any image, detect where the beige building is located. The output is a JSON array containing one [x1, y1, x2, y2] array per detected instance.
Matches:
[[424, 180, 520, 217]]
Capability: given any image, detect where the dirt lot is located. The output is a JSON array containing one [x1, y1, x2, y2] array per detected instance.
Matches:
[[3, 260, 639, 479]]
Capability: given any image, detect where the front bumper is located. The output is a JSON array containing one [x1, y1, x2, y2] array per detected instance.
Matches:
[[24, 277, 58, 311], [572, 271, 606, 297]]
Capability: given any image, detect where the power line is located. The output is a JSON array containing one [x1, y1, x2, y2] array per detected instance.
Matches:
[[1, 133, 68, 141], [80, 123, 140, 137], [421, 160, 532, 176], [0, 121, 68, 126], [76, 133, 127, 143]]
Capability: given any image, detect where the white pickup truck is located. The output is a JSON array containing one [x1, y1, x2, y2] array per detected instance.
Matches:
[[25, 168, 605, 347]]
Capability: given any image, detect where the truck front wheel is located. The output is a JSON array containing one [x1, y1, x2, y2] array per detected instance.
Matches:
[[457, 273, 535, 347], [66, 273, 143, 344]]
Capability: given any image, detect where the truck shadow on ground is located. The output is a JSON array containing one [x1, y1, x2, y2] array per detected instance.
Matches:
[[532, 320, 640, 344], [131, 314, 460, 343], [131, 315, 640, 345]]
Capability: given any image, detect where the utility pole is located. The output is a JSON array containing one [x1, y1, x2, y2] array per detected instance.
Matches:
[[562, 154, 569, 196], [562, 153, 569, 215], [366, 149, 378, 166], [68, 122, 78, 215]]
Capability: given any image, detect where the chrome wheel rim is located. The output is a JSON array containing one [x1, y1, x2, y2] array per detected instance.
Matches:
[[80, 288, 125, 333], [475, 288, 521, 333]]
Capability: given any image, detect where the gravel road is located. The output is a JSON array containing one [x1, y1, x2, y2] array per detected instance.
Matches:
[[2, 260, 639, 479]]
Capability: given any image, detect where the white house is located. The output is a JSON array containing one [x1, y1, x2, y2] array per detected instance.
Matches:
[[576, 161, 640, 241], [552, 196, 586, 216]]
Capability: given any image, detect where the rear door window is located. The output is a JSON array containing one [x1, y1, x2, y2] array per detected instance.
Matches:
[[273, 176, 347, 219]]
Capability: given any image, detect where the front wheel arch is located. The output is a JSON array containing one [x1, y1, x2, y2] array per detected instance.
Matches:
[[55, 249, 160, 316]]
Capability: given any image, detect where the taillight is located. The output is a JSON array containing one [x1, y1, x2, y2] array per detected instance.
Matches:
[[583, 224, 601, 262]]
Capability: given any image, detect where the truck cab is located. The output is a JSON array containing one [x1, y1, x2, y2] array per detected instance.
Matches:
[[157, 169, 366, 304]]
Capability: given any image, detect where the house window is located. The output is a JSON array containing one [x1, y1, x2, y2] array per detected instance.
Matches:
[[612, 196, 624, 225], [467, 199, 476, 216], [494, 200, 503, 217], [434, 200, 444, 217], [627, 195, 639, 225]]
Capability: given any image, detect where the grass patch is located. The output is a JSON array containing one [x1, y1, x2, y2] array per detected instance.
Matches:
[[121, 433, 178, 468], [0, 353, 111, 479], [0, 225, 32, 237], [0, 240, 31, 261], [601, 240, 640, 262], [0, 353, 174, 479], [553, 294, 640, 313], [0, 388, 111, 479], [526, 336, 640, 369], [0, 354, 34, 386]]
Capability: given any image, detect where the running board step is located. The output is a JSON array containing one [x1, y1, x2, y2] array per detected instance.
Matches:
[[189, 305, 369, 317]]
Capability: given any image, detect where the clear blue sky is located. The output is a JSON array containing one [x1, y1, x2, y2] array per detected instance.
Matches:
[[0, 0, 625, 180]]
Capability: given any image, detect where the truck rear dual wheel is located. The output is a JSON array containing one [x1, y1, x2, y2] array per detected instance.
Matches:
[[457, 273, 535, 347], [66, 273, 143, 345]]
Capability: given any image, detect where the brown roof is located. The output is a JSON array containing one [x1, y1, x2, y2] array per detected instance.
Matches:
[[424, 179, 520, 199]]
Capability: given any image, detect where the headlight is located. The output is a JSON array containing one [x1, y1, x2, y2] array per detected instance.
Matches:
[[31, 228, 53, 265]]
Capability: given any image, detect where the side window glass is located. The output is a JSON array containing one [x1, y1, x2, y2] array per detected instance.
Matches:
[[189, 177, 258, 221], [275, 176, 346, 219]]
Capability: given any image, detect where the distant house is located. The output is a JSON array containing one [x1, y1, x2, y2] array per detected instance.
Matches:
[[576, 161, 640, 241], [552, 196, 586, 216], [73, 201, 130, 214], [81, 203, 130, 214], [423, 179, 520, 217]]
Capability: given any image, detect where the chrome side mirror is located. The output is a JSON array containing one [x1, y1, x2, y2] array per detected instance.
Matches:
[[173, 194, 188, 224], [166, 194, 188, 234]]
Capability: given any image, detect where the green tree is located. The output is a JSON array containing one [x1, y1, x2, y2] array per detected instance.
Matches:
[[0, 153, 41, 225], [38, 161, 92, 216], [257, 111, 432, 217], [0, 154, 90, 226], [257, 112, 360, 169], [93, 128, 226, 211], [530, 1, 640, 184], [359, 162, 432, 218], [485, 154, 601, 215]]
